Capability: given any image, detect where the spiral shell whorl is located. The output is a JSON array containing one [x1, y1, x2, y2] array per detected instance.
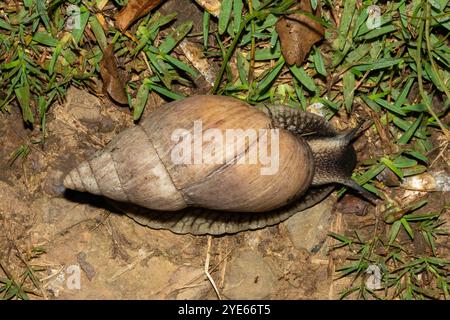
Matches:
[[64, 161, 98, 194], [63, 126, 187, 211]]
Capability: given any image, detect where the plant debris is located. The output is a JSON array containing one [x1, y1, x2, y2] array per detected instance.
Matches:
[[275, 0, 325, 66], [115, 0, 167, 32], [99, 45, 129, 105]]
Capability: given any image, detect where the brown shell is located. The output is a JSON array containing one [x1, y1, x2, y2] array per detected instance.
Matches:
[[64, 95, 315, 212]]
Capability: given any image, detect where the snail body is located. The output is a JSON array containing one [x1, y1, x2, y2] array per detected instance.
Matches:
[[64, 95, 370, 235]]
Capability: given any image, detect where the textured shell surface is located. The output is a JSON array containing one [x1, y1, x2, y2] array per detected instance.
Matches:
[[64, 95, 315, 213]]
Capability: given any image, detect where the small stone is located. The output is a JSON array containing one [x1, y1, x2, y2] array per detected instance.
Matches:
[[284, 197, 334, 253], [76, 252, 96, 281], [223, 249, 277, 299], [65, 87, 102, 122], [336, 194, 370, 216], [377, 167, 400, 187], [42, 168, 66, 196]]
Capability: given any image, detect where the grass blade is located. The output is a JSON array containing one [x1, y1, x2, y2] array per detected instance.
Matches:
[[233, 0, 243, 34], [14, 85, 34, 124], [343, 71, 355, 112], [88, 15, 107, 51], [381, 157, 403, 179], [32, 32, 58, 47], [218, 0, 233, 35], [373, 98, 407, 116], [353, 58, 403, 72], [159, 21, 193, 54], [202, 11, 210, 48], [132, 83, 150, 121], [150, 83, 184, 100], [338, 0, 356, 50], [398, 113, 423, 144], [256, 57, 285, 95], [314, 48, 327, 76], [290, 65, 316, 92]]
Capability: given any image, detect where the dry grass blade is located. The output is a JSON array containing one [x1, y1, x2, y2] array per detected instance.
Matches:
[[204, 236, 222, 300]]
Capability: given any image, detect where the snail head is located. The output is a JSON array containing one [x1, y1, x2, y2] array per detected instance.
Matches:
[[306, 125, 377, 203]]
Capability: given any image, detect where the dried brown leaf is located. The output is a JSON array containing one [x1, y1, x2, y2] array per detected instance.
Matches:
[[275, 0, 325, 66], [115, 0, 166, 32], [99, 45, 129, 105]]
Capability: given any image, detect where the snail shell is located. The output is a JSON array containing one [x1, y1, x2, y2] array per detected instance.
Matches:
[[64, 95, 368, 235]]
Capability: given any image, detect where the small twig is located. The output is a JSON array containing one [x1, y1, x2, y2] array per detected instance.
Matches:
[[180, 248, 233, 288], [57, 218, 98, 237], [329, 2, 339, 27], [219, 253, 228, 289], [141, 50, 152, 75], [108, 249, 153, 282], [327, 209, 343, 300], [204, 236, 221, 300], [164, 248, 233, 297], [429, 140, 449, 168], [40, 266, 65, 284], [89, 210, 111, 231], [104, 219, 130, 261]]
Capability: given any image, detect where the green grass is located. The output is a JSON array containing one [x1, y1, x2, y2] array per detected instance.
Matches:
[[330, 205, 449, 300], [0, 0, 448, 300], [0, 277, 30, 300], [0, 0, 196, 132], [0, 247, 46, 300]]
